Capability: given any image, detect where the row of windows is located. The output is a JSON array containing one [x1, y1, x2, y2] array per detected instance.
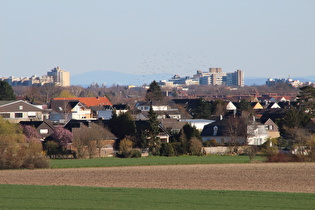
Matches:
[[0, 113, 23, 118]]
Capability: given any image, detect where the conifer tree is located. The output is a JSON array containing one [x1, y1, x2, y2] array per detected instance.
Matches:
[[0, 81, 16, 100], [145, 80, 163, 102], [148, 105, 161, 155]]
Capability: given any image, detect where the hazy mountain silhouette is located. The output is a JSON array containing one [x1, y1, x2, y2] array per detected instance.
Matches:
[[71, 70, 173, 87]]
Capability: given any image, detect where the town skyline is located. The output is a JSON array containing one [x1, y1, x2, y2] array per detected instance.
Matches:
[[1, 0, 314, 79], [2, 66, 315, 87]]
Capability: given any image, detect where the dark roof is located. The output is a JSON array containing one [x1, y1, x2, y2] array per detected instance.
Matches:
[[260, 109, 286, 123], [64, 119, 116, 139], [201, 117, 247, 137], [49, 100, 81, 113], [64, 119, 97, 131], [19, 121, 44, 128], [113, 104, 129, 110], [134, 120, 170, 136]]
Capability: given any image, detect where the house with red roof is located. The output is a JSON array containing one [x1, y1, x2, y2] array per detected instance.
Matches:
[[53, 97, 112, 107], [49, 97, 113, 123]]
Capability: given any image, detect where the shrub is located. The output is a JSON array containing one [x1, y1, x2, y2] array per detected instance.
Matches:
[[306, 135, 315, 162], [160, 143, 175, 157], [119, 138, 133, 158], [45, 141, 60, 159], [203, 139, 218, 147], [245, 146, 259, 161], [130, 149, 141, 158], [266, 152, 305, 162], [0, 135, 49, 169], [190, 137, 203, 156], [171, 142, 184, 156]]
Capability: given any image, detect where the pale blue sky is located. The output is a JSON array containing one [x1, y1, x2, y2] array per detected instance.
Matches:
[[1, 0, 314, 79]]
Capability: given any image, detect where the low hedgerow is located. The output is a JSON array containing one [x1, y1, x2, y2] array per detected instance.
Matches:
[[265, 152, 307, 162]]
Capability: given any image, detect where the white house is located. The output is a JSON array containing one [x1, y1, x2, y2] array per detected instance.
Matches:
[[49, 100, 92, 123]]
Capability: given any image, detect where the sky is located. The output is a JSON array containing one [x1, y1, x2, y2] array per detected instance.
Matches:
[[1, 0, 315, 79]]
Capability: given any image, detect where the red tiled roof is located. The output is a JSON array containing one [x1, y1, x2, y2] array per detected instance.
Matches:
[[53, 97, 112, 107]]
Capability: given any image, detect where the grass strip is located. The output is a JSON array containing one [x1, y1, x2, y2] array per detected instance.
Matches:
[[0, 184, 313, 210], [50, 155, 265, 169]]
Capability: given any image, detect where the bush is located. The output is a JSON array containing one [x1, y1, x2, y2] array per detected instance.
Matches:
[[45, 141, 60, 159], [160, 143, 175, 157], [190, 137, 203, 156], [0, 135, 50, 169], [203, 139, 218, 147], [266, 152, 306, 162], [119, 138, 133, 158], [245, 146, 259, 161], [130, 149, 141, 158], [171, 142, 184, 156]]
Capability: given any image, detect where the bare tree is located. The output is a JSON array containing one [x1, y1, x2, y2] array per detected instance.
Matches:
[[73, 123, 114, 158], [224, 117, 247, 153]]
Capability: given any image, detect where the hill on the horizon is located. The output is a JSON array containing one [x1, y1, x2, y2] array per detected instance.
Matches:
[[71, 71, 315, 87], [71, 70, 173, 87]]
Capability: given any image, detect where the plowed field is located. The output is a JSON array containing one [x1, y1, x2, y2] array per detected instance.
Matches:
[[1, 163, 314, 193]]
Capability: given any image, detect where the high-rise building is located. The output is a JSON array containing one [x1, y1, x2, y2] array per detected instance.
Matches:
[[198, 67, 227, 85], [176, 68, 244, 87], [226, 70, 244, 87], [47, 66, 70, 87]]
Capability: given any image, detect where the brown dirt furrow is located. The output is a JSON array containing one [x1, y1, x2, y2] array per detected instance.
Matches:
[[0, 163, 314, 193]]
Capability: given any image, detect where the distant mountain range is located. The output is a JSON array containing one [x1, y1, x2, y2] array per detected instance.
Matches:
[[71, 71, 173, 87], [71, 70, 315, 87]]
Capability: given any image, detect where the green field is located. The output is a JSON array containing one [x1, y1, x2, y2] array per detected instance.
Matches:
[[50, 155, 265, 168], [0, 184, 313, 210]]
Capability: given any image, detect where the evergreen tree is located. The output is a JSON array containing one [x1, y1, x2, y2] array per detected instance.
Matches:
[[191, 98, 212, 119], [182, 124, 202, 155], [182, 124, 201, 141], [145, 80, 163, 102], [0, 81, 16, 100], [237, 99, 252, 112], [148, 105, 161, 155], [109, 111, 136, 139]]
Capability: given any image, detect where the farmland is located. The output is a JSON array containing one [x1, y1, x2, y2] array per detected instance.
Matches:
[[1, 162, 314, 193], [1, 160, 314, 209], [49, 155, 265, 168], [0, 185, 314, 209]]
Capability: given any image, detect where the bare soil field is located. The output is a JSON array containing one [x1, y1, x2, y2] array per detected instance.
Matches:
[[0, 163, 314, 193]]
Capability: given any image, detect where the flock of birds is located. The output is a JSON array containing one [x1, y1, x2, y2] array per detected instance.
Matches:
[[132, 51, 220, 84]]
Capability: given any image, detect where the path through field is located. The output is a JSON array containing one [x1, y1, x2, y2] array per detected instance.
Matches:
[[1, 163, 314, 193]]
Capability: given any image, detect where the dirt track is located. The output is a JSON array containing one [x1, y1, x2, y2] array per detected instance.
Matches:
[[0, 163, 314, 193]]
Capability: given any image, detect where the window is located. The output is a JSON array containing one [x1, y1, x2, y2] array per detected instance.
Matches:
[[19, 106, 23, 110], [28, 112, 36, 117], [15, 113, 23, 118], [0, 113, 10, 118], [40, 129, 48, 134]]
